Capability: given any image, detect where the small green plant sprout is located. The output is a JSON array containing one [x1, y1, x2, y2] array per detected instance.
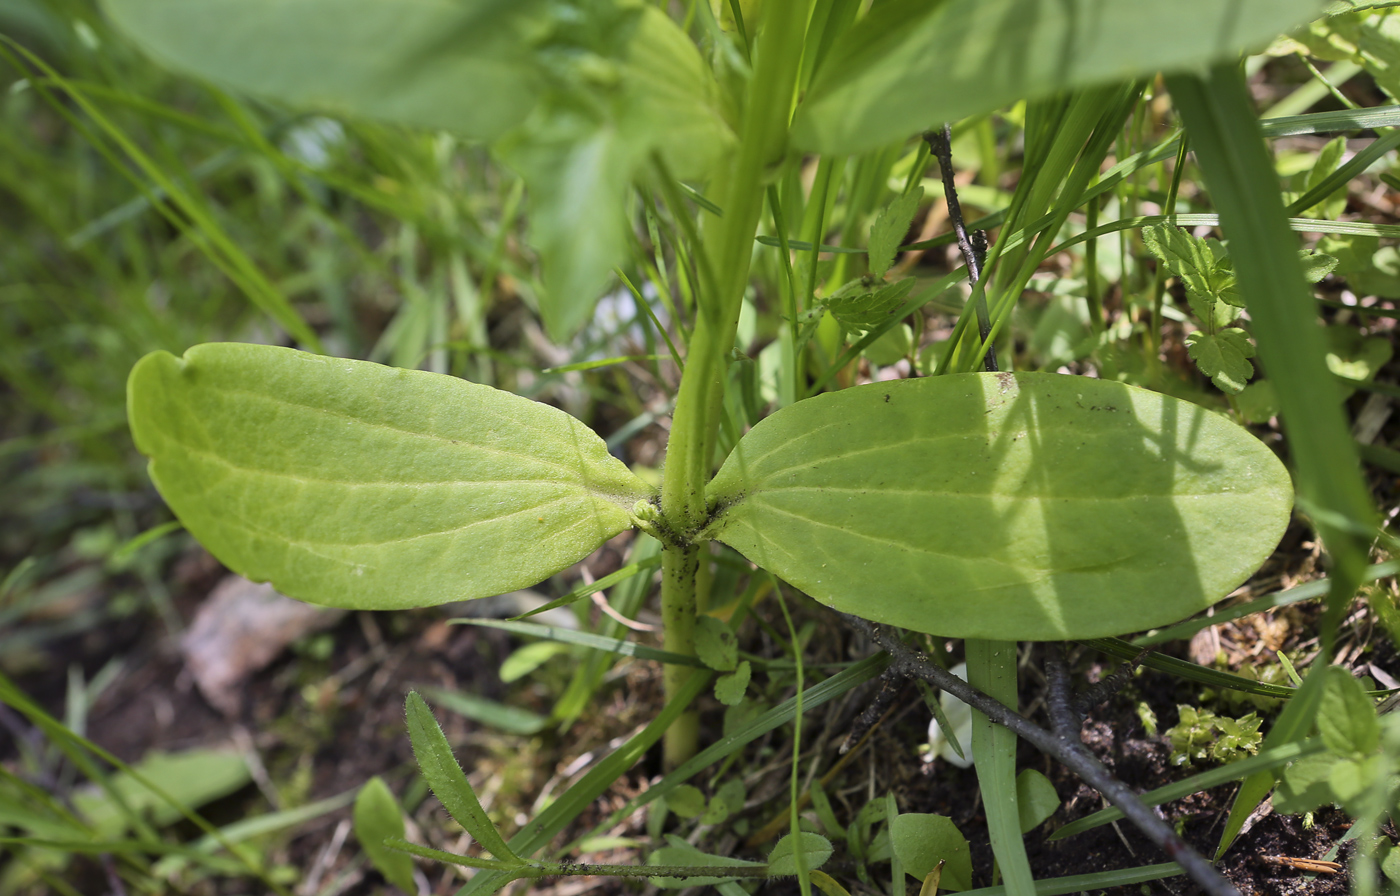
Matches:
[[1165, 705, 1264, 767]]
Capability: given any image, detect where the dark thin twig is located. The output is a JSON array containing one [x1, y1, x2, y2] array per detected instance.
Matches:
[[926, 125, 997, 372], [839, 671, 903, 754], [842, 616, 1241, 896], [1044, 643, 1084, 736], [1074, 648, 1151, 717]]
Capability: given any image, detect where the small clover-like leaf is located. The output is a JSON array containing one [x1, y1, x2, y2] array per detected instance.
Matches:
[[128, 344, 654, 610], [868, 187, 924, 279], [694, 615, 737, 671], [701, 778, 746, 826], [705, 373, 1292, 641], [767, 831, 833, 876], [1185, 328, 1255, 394], [713, 660, 751, 706]]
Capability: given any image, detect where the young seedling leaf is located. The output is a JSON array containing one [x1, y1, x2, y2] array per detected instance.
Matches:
[[889, 814, 972, 890], [404, 692, 523, 864], [1185, 328, 1256, 394], [868, 187, 924, 279], [1141, 224, 1237, 318], [705, 373, 1293, 640], [1015, 769, 1060, 834], [694, 615, 738, 672], [767, 831, 833, 876], [127, 344, 653, 610], [713, 660, 751, 706], [353, 777, 417, 894], [792, 0, 1325, 155], [101, 0, 543, 142]]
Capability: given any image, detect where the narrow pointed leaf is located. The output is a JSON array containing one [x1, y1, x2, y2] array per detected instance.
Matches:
[[128, 344, 652, 610], [102, 0, 543, 142], [706, 373, 1292, 640], [792, 0, 1327, 156], [405, 692, 522, 864]]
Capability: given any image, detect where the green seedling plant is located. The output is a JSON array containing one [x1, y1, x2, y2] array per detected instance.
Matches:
[[107, 1, 1385, 893]]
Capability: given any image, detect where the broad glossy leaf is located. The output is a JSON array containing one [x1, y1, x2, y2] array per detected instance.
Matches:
[[889, 813, 972, 890], [102, 0, 543, 142], [705, 373, 1292, 640], [128, 343, 652, 610], [792, 0, 1328, 155]]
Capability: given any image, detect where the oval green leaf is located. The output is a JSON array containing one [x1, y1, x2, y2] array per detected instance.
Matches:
[[705, 373, 1292, 641], [889, 813, 972, 890], [128, 343, 653, 610], [353, 776, 417, 893], [101, 0, 543, 142], [792, 0, 1327, 156]]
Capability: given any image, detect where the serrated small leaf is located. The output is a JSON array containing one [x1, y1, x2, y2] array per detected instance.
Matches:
[[1185, 328, 1256, 393], [353, 777, 417, 893], [889, 814, 972, 890], [1299, 251, 1339, 284], [1318, 666, 1381, 756], [405, 692, 522, 864], [1142, 224, 1236, 319], [767, 831, 833, 876], [668, 785, 706, 819], [694, 615, 738, 671], [868, 187, 924, 279], [705, 373, 1292, 640], [825, 277, 917, 333], [714, 660, 751, 706], [127, 344, 653, 610], [1015, 769, 1059, 834]]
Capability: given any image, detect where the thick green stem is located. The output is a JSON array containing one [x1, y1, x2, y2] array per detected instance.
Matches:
[[657, 2, 812, 767]]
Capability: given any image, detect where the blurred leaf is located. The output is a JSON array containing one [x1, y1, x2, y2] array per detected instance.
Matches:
[[700, 778, 746, 826], [502, 6, 733, 339], [404, 692, 522, 864], [1299, 251, 1339, 284], [353, 777, 416, 893], [868, 187, 924, 279], [695, 615, 738, 671], [667, 785, 706, 819], [102, 0, 544, 141], [706, 373, 1294, 640], [1325, 326, 1393, 385], [416, 686, 549, 736], [767, 831, 833, 876], [1319, 666, 1381, 756], [1318, 233, 1400, 298], [72, 749, 250, 836], [824, 277, 917, 332], [128, 344, 652, 610], [1015, 769, 1059, 833], [1185, 328, 1256, 394], [792, 0, 1326, 155], [713, 661, 751, 706], [889, 813, 972, 890]]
